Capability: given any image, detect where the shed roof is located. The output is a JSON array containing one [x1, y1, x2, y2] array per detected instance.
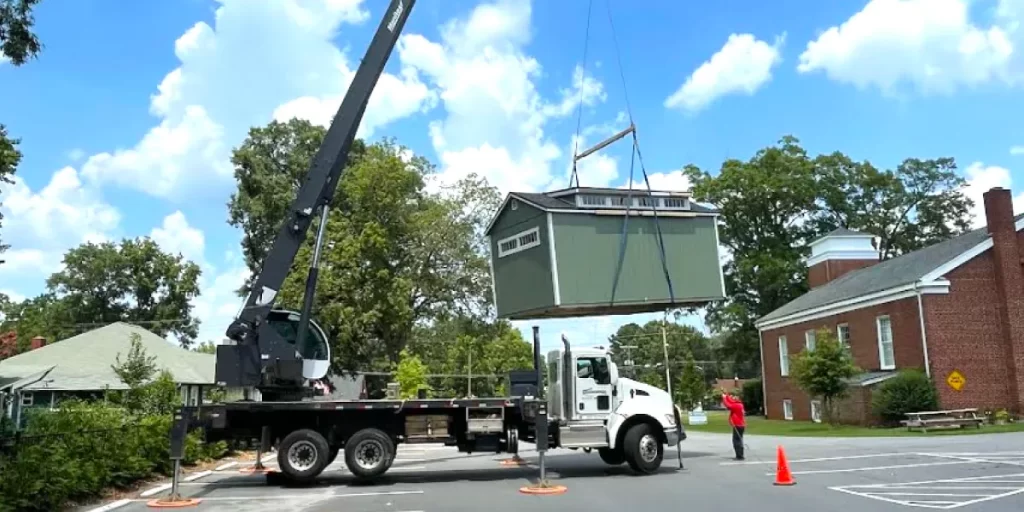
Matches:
[[486, 187, 719, 235], [0, 322, 215, 391], [757, 214, 1024, 328]]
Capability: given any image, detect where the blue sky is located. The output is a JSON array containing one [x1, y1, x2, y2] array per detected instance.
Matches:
[[1, 0, 1023, 353]]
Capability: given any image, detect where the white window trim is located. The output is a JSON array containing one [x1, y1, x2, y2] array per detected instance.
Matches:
[[783, 399, 794, 421], [20, 392, 33, 407], [496, 226, 542, 258], [778, 336, 789, 377], [876, 315, 896, 370], [837, 323, 850, 347], [805, 329, 816, 351], [811, 400, 822, 423]]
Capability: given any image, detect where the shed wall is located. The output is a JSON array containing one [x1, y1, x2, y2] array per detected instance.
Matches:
[[489, 201, 555, 319], [552, 213, 724, 308]]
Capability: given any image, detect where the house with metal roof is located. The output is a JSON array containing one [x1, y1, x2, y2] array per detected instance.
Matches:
[[0, 322, 217, 429], [485, 186, 727, 321], [756, 187, 1024, 424]]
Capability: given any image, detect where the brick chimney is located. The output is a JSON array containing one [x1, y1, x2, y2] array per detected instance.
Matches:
[[983, 187, 1024, 412], [807, 228, 880, 288], [30, 336, 46, 350]]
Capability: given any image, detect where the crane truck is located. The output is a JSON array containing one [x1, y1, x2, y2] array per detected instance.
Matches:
[[179, 0, 685, 485]]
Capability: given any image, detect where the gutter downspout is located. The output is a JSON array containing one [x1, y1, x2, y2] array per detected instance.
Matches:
[[914, 281, 932, 378]]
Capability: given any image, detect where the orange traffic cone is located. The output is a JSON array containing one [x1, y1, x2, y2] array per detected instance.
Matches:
[[773, 445, 795, 486]]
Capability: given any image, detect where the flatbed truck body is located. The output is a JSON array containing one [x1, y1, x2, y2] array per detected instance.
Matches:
[[191, 335, 684, 484]]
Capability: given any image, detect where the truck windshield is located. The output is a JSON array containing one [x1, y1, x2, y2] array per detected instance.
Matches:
[[266, 310, 330, 360]]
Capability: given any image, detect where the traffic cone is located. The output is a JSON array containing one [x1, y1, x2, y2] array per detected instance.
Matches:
[[773, 445, 795, 486]]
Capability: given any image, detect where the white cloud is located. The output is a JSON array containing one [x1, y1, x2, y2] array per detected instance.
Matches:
[[150, 211, 206, 266], [400, 0, 610, 196], [797, 0, 1023, 95], [963, 161, 1024, 227], [0, 167, 121, 282], [665, 33, 785, 113], [79, 0, 427, 201], [1011, 145, 1024, 155], [619, 169, 693, 191], [67, 148, 85, 162]]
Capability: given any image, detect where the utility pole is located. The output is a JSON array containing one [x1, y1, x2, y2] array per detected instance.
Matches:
[[619, 345, 638, 377], [467, 348, 472, 397], [662, 309, 672, 401]]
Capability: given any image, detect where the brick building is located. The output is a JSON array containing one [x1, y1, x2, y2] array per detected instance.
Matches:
[[755, 187, 1024, 424]]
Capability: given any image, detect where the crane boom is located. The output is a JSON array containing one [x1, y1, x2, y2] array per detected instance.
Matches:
[[216, 0, 416, 398]]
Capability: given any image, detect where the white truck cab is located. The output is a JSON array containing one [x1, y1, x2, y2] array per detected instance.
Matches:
[[546, 335, 683, 473]]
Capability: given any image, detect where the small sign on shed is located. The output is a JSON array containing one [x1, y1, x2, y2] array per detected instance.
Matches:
[[946, 369, 966, 392]]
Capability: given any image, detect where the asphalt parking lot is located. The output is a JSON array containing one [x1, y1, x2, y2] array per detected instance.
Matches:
[[87, 431, 1024, 512]]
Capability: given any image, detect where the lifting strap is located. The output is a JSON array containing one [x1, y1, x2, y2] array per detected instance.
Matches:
[[569, 0, 594, 189], [603, 0, 676, 308]]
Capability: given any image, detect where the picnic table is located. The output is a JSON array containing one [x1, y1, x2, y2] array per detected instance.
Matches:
[[901, 408, 985, 432]]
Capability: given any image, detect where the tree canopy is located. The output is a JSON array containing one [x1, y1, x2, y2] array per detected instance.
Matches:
[[0, 124, 20, 263], [229, 119, 500, 372], [0, 0, 42, 66], [682, 136, 974, 377], [0, 237, 203, 349]]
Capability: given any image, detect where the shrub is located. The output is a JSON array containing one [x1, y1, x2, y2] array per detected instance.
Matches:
[[871, 368, 939, 426], [741, 379, 763, 415]]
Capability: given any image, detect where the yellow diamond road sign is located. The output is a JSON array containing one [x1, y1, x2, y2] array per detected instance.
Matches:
[[947, 370, 966, 391]]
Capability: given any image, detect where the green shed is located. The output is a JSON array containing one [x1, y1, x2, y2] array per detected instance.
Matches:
[[485, 186, 726, 320]]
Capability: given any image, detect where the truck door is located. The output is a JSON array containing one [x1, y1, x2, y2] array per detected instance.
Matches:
[[574, 355, 613, 420]]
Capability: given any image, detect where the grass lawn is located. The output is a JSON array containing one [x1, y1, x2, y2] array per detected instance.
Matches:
[[685, 410, 1024, 437]]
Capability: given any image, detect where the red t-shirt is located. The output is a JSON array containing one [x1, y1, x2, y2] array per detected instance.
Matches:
[[722, 394, 746, 428]]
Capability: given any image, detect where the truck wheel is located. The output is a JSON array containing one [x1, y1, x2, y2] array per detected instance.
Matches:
[[598, 447, 625, 465], [277, 429, 331, 484], [623, 423, 663, 474], [344, 428, 395, 481]]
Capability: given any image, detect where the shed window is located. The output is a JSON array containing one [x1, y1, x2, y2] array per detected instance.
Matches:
[[663, 197, 689, 209], [579, 194, 607, 206], [20, 393, 33, 407], [497, 227, 542, 258], [876, 315, 895, 370]]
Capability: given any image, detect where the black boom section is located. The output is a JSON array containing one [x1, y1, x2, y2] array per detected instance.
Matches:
[[217, 0, 417, 391]]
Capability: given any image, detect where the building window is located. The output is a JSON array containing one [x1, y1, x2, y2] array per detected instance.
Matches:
[[663, 197, 689, 209], [811, 400, 822, 423], [805, 329, 816, 351], [778, 336, 789, 377], [876, 315, 896, 370], [783, 399, 793, 420], [496, 227, 542, 258], [20, 393, 33, 407], [837, 323, 850, 348], [578, 194, 607, 207]]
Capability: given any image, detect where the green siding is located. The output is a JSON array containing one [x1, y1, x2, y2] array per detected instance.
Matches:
[[552, 213, 724, 306], [490, 201, 555, 318]]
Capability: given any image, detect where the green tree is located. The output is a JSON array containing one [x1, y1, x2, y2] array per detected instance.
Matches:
[[395, 348, 428, 398], [788, 327, 860, 425], [607, 320, 714, 389], [674, 350, 707, 410], [108, 333, 181, 416], [0, 292, 76, 349], [227, 118, 367, 291], [0, 0, 42, 65], [683, 136, 974, 376], [44, 237, 203, 346], [0, 124, 20, 262], [192, 341, 218, 354]]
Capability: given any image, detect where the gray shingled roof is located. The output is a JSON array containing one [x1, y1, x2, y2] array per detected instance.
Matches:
[[0, 322, 214, 391], [758, 216, 1024, 325]]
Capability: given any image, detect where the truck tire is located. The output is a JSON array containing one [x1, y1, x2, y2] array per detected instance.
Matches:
[[623, 423, 663, 474], [598, 447, 625, 465], [344, 427, 395, 481], [277, 429, 331, 484]]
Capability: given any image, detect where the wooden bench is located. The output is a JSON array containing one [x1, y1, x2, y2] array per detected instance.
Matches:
[[901, 408, 985, 432]]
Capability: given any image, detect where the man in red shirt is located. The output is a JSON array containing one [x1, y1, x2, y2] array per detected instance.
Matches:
[[721, 389, 746, 460]]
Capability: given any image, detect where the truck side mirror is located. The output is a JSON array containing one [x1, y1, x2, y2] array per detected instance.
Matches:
[[609, 361, 619, 386]]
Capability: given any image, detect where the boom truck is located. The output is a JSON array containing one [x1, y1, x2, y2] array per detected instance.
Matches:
[[182, 0, 685, 485]]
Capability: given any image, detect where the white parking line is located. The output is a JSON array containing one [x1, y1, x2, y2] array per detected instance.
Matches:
[[215, 461, 239, 471], [139, 483, 171, 497], [723, 452, 909, 466], [85, 499, 131, 512], [184, 470, 213, 482], [831, 472, 1024, 509], [766, 460, 977, 476], [180, 489, 426, 501]]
